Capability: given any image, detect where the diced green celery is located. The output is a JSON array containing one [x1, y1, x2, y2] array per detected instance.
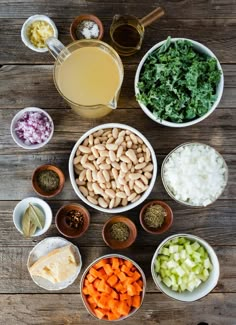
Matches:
[[203, 269, 209, 278], [185, 258, 195, 268], [187, 281, 196, 292], [192, 265, 201, 275], [180, 282, 187, 291], [160, 269, 165, 278], [194, 278, 202, 288], [163, 277, 172, 287], [161, 247, 170, 256], [166, 260, 177, 269], [171, 237, 179, 244], [197, 246, 205, 256], [204, 258, 211, 269], [169, 245, 179, 254], [159, 255, 168, 262], [191, 241, 200, 251], [172, 285, 178, 291], [185, 243, 193, 255], [173, 253, 180, 261], [160, 261, 167, 269], [192, 251, 201, 262], [155, 259, 160, 273], [176, 266, 185, 277], [178, 237, 187, 245], [170, 274, 177, 286], [180, 249, 187, 259]]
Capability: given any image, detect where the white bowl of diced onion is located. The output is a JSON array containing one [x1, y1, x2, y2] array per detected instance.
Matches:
[[151, 233, 220, 302], [161, 142, 228, 207]]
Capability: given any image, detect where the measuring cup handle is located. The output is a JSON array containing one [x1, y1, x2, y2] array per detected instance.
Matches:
[[139, 7, 165, 28], [46, 37, 67, 60]]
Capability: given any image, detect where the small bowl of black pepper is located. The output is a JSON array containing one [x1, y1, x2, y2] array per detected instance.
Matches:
[[139, 200, 173, 234], [55, 203, 90, 238], [102, 216, 137, 249], [70, 14, 104, 41], [32, 164, 65, 198]]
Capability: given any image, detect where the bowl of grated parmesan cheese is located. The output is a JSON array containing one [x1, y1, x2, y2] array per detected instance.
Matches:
[[161, 142, 228, 207]]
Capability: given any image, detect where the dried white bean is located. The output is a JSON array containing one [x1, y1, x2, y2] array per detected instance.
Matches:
[[129, 173, 141, 180], [129, 180, 134, 190], [107, 137, 115, 144], [103, 170, 110, 182], [81, 154, 88, 165], [124, 184, 131, 197], [120, 155, 131, 164], [87, 196, 98, 205], [92, 170, 98, 181], [76, 179, 85, 186], [79, 145, 91, 154], [92, 183, 104, 195], [130, 133, 138, 144], [105, 188, 116, 199], [79, 169, 86, 182], [134, 162, 147, 170], [91, 146, 99, 158], [117, 146, 123, 158], [135, 180, 146, 190], [116, 191, 126, 199], [138, 157, 145, 163], [131, 194, 141, 203], [97, 156, 106, 165], [73, 156, 81, 165], [100, 150, 109, 157], [106, 143, 118, 151], [134, 185, 143, 194], [87, 182, 93, 192], [125, 149, 137, 163], [121, 198, 128, 206], [79, 186, 88, 197], [94, 144, 105, 151], [109, 150, 116, 162], [100, 183, 106, 189], [114, 197, 121, 207], [111, 161, 120, 170], [98, 197, 108, 208], [111, 181, 116, 191], [115, 136, 124, 145], [86, 169, 92, 182], [140, 174, 148, 185], [89, 134, 94, 146], [100, 163, 111, 170], [144, 171, 152, 179], [106, 158, 111, 165], [145, 148, 151, 162], [83, 138, 89, 146], [143, 163, 153, 172], [112, 128, 119, 139], [121, 162, 128, 173], [128, 192, 137, 201], [109, 198, 115, 209]]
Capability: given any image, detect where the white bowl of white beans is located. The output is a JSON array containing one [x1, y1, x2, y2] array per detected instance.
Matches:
[[69, 123, 157, 213]]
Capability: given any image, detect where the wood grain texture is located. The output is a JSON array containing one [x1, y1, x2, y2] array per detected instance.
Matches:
[[0, 293, 235, 325]]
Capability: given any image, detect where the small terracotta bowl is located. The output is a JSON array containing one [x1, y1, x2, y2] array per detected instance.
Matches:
[[55, 203, 90, 238], [32, 164, 65, 198], [102, 216, 137, 249], [70, 14, 104, 41], [139, 200, 173, 234]]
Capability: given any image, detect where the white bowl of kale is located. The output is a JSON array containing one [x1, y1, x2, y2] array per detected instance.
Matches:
[[134, 37, 224, 127]]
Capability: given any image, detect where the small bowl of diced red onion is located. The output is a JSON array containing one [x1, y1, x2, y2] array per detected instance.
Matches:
[[151, 233, 220, 302], [10, 107, 54, 150], [161, 142, 228, 207]]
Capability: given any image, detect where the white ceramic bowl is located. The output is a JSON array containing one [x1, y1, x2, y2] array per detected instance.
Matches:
[[161, 142, 228, 207], [21, 14, 58, 52], [10, 107, 54, 150], [27, 237, 82, 290], [151, 233, 220, 302], [134, 38, 224, 128], [13, 197, 52, 237], [69, 123, 158, 213], [80, 254, 146, 321]]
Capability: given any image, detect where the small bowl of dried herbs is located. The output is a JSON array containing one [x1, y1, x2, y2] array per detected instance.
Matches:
[[102, 216, 137, 249], [55, 203, 90, 238], [139, 200, 173, 234], [13, 197, 53, 237], [32, 164, 65, 198]]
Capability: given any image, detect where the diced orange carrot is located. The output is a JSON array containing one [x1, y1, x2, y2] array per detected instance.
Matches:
[[115, 282, 126, 293], [107, 311, 120, 321], [93, 278, 101, 289], [89, 267, 100, 278], [111, 257, 120, 269], [104, 263, 113, 276], [117, 301, 130, 316], [121, 264, 134, 276], [82, 286, 89, 295], [97, 294, 109, 309], [132, 295, 141, 308], [132, 270, 141, 282], [133, 281, 142, 293], [127, 296, 132, 307], [94, 308, 105, 319], [107, 274, 118, 287], [87, 296, 95, 305], [137, 279, 143, 288], [84, 279, 89, 286], [104, 283, 112, 294], [97, 279, 106, 292], [123, 277, 134, 287], [127, 284, 137, 296], [87, 274, 96, 283], [111, 289, 119, 300], [117, 271, 127, 282], [108, 298, 118, 310], [87, 283, 99, 296], [119, 258, 125, 266], [124, 259, 133, 269], [120, 293, 129, 301], [93, 258, 108, 269]]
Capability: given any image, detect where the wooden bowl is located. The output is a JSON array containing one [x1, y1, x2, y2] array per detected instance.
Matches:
[[55, 203, 90, 238], [139, 200, 173, 234], [70, 14, 104, 41], [102, 216, 137, 249], [32, 164, 65, 198]]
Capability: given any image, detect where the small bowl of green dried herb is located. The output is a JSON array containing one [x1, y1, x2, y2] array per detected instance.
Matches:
[[32, 164, 65, 198], [55, 203, 90, 238], [139, 200, 173, 234], [102, 216, 137, 249], [13, 197, 53, 237]]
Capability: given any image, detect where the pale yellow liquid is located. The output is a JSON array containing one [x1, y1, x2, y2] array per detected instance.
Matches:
[[57, 47, 121, 107]]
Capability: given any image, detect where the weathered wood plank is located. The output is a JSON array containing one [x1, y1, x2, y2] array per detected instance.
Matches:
[[0, 293, 235, 325], [0, 244, 235, 294], [1, 18, 236, 64], [1, 200, 236, 247], [0, 64, 235, 109], [1, 0, 236, 19]]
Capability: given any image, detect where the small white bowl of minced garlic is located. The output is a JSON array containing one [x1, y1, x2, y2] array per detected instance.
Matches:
[[21, 14, 58, 52]]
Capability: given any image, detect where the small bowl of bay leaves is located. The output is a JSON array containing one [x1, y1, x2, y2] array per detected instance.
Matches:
[[13, 197, 53, 237]]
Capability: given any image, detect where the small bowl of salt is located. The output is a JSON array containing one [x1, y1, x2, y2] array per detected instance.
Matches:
[[70, 14, 104, 41]]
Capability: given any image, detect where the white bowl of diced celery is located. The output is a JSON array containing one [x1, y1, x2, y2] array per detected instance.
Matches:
[[151, 234, 220, 302]]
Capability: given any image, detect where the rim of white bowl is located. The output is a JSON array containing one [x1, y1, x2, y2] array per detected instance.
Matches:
[[151, 233, 220, 302], [80, 253, 146, 321], [69, 123, 158, 213], [21, 14, 58, 53], [13, 197, 53, 237], [10, 107, 54, 150], [161, 142, 228, 207], [134, 38, 224, 128]]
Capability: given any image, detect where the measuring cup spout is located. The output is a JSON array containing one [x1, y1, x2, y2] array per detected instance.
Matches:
[[46, 37, 70, 62], [108, 97, 118, 110]]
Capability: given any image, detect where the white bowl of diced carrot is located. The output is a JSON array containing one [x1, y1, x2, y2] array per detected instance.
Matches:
[[80, 254, 146, 321]]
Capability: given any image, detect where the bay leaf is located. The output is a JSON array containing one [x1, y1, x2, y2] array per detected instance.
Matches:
[[29, 203, 45, 229], [21, 208, 31, 237], [29, 222, 37, 237]]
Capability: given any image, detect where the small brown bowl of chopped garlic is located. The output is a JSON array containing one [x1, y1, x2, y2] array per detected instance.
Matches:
[[139, 200, 173, 234], [102, 216, 137, 249], [55, 203, 90, 238], [70, 14, 104, 41], [21, 14, 58, 52]]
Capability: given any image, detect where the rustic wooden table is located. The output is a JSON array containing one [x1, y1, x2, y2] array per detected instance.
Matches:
[[0, 1, 236, 324]]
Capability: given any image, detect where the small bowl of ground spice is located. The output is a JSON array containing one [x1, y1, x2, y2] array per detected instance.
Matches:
[[32, 164, 65, 198], [102, 216, 137, 249], [55, 203, 90, 238], [70, 14, 104, 41], [139, 200, 173, 234]]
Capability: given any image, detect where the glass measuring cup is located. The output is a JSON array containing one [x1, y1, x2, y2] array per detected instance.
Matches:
[[110, 7, 165, 56], [46, 37, 124, 119]]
